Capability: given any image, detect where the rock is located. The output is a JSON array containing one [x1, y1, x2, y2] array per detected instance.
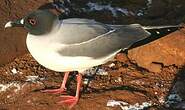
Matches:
[[128, 29, 185, 73]]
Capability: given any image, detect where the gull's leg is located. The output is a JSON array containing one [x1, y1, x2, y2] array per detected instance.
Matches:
[[57, 73, 82, 109], [41, 72, 70, 94]]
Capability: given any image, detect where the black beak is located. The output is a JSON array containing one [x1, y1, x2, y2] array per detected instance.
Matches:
[[5, 18, 24, 28]]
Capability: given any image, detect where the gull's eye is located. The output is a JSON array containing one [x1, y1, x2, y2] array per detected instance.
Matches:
[[28, 18, 37, 26]]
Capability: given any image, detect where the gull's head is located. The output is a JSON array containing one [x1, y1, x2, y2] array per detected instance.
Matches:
[[5, 10, 58, 35]]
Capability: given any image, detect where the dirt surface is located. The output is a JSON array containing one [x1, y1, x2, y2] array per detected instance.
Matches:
[[0, 0, 185, 110]]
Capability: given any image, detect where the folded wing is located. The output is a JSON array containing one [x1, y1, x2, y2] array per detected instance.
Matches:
[[58, 20, 150, 59]]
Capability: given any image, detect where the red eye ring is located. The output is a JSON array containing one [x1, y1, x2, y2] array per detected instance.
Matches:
[[28, 18, 37, 26]]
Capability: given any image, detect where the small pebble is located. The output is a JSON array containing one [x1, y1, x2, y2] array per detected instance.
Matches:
[[11, 68, 18, 75]]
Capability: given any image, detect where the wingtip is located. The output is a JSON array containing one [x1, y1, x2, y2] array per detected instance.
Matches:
[[142, 24, 184, 30]]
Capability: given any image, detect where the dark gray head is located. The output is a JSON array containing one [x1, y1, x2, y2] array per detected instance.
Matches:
[[5, 10, 58, 35]]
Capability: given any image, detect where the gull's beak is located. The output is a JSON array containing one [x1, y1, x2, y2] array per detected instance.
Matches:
[[5, 19, 24, 28], [5, 21, 13, 28]]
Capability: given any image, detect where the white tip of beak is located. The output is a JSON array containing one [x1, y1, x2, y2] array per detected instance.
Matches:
[[5, 21, 12, 28]]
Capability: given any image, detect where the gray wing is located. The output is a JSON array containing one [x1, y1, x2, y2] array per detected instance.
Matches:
[[58, 22, 151, 59], [58, 18, 112, 44]]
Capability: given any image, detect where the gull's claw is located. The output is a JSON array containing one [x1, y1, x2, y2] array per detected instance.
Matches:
[[57, 95, 78, 109]]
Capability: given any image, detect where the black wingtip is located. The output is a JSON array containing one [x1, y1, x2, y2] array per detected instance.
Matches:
[[128, 25, 184, 50], [146, 25, 183, 38]]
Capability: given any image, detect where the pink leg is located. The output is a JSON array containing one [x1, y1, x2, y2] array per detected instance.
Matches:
[[41, 72, 70, 94], [57, 73, 82, 109]]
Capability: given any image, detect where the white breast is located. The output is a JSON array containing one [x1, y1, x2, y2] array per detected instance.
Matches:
[[26, 34, 118, 73]]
